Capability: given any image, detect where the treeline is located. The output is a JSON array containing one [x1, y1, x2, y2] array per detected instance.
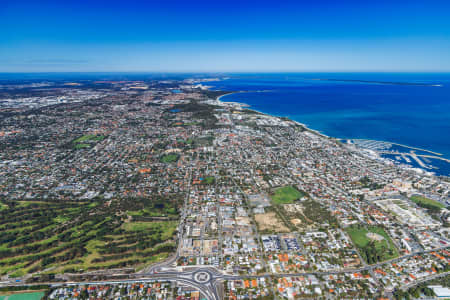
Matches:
[[394, 284, 435, 300], [117, 194, 183, 216], [302, 199, 338, 226], [98, 234, 165, 255], [414, 202, 442, 214], [1, 192, 179, 275], [171, 100, 220, 129], [359, 241, 394, 264], [92, 244, 174, 263], [359, 176, 384, 190], [0, 285, 49, 292]]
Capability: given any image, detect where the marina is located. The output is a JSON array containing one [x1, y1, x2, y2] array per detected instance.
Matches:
[[346, 139, 450, 176]]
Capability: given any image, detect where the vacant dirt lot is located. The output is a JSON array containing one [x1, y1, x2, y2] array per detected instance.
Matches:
[[255, 212, 290, 233]]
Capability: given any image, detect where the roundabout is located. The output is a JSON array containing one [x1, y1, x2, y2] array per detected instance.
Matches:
[[193, 270, 212, 284]]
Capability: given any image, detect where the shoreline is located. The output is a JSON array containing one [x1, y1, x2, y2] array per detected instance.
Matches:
[[216, 91, 446, 158], [214, 92, 449, 177], [216, 91, 243, 102], [217, 92, 334, 140]]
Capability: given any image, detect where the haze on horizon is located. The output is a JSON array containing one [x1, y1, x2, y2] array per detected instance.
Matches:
[[1, 0, 450, 73]]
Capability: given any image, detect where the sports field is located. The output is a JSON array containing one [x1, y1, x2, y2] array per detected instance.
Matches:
[[410, 195, 444, 210], [271, 186, 304, 205]]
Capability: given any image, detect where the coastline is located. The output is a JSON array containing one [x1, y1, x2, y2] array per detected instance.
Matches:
[[216, 92, 331, 139], [214, 92, 449, 177], [215, 90, 448, 156], [216, 91, 243, 102]]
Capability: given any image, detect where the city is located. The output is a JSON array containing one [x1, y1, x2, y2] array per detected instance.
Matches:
[[0, 77, 449, 299]]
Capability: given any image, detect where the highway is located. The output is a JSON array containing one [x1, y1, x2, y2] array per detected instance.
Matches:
[[2, 169, 450, 299], [3, 243, 450, 300]]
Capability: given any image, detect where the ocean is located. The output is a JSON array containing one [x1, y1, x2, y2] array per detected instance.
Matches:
[[206, 73, 450, 176]]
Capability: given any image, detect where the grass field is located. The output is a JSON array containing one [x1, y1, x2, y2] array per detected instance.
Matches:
[[270, 186, 304, 205], [73, 134, 105, 144], [0, 292, 44, 300], [74, 143, 90, 149], [160, 154, 179, 163], [72, 134, 105, 150], [122, 221, 177, 239], [201, 176, 215, 185], [53, 216, 70, 224], [128, 206, 177, 217], [346, 226, 398, 263], [410, 195, 444, 210]]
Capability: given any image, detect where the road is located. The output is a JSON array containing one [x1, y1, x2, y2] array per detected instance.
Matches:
[[400, 271, 450, 291], [3, 167, 450, 299], [3, 243, 450, 300], [139, 168, 193, 274]]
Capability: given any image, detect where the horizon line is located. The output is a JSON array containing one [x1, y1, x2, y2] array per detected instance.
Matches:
[[1, 70, 450, 74]]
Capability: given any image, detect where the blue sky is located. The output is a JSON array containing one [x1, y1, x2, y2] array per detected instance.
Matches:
[[1, 0, 450, 72]]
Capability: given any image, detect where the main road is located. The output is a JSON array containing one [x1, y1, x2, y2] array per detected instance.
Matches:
[[3, 243, 450, 300], [3, 167, 450, 299]]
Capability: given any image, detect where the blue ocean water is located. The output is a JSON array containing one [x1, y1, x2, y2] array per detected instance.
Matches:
[[207, 73, 450, 176]]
